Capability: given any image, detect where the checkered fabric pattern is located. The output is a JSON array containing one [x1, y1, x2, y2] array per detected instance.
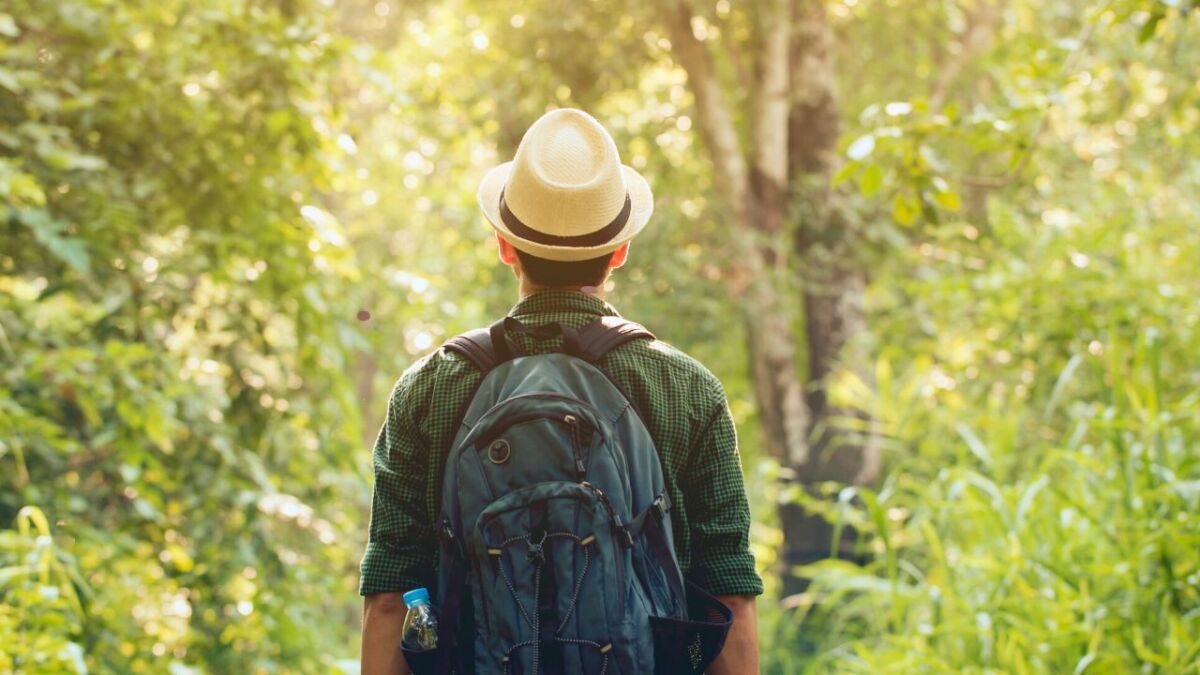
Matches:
[[359, 288, 763, 598]]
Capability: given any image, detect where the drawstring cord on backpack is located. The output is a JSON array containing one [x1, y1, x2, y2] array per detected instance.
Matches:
[[497, 530, 611, 674]]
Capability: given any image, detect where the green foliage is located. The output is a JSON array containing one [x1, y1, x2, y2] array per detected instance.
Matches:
[[1, 506, 87, 672], [2, 0, 363, 670], [777, 330, 1200, 673]]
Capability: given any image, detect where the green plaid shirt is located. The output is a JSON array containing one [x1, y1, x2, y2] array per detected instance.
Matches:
[[359, 288, 762, 598]]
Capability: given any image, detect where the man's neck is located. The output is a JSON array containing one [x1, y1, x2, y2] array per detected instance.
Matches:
[[518, 281, 605, 301]]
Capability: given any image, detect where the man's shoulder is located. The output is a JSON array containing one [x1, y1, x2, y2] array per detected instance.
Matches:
[[613, 331, 726, 397], [385, 343, 481, 405]]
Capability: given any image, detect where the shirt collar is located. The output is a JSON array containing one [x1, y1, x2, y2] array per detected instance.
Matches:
[[507, 288, 622, 320]]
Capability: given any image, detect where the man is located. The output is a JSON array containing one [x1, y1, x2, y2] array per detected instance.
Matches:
[[360, 108, 761, 674]]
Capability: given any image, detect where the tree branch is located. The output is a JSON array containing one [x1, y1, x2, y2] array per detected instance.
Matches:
[[663, 0, 748, 220]]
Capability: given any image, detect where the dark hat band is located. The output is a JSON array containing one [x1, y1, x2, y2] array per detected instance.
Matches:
[[499, 188, 631, 248]]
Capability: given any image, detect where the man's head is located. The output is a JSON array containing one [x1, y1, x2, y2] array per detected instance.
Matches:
[[496, 234, 629, 292], [476, 109, 651, 291]]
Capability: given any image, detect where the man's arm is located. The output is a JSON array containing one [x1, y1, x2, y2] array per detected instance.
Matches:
[[709, 594, 759, 675], [359, 356, 440, 673], [679, 375, 764, 673], [362, 593, 411, 675]]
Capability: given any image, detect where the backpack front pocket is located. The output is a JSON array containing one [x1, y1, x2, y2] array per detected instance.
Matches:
[[472, 412, 595, 497], [471, 482, 631, 675]]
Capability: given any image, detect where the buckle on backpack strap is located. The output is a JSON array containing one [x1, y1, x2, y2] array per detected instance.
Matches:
[[652, 493, 670, 521], [616, 524, 634, 549]]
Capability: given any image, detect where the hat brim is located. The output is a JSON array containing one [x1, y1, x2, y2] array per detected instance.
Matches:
[[477, 161, 653, 262]]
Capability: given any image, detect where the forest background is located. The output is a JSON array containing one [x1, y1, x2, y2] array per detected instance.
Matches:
[[2, 0, 1198, 672]]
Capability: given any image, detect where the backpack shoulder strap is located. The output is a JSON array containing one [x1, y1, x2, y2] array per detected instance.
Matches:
[[573, 316, 655, 362], [442, 327, 497, 373], [443, 317, 532, 374], [443, 315, 653, 372]]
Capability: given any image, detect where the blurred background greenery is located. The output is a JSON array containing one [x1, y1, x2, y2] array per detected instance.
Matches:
[[2, 0, 1198, 672]]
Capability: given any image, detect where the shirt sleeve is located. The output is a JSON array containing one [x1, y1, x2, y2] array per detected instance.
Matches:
[[358, 354, 440, 596], [678, 380, 764, 597]]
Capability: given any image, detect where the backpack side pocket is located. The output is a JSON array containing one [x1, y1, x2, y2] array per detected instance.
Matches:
[[649, 579, 734, 675]]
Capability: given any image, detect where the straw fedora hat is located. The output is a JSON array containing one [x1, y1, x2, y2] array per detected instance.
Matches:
[[477, 108, 653, 262]]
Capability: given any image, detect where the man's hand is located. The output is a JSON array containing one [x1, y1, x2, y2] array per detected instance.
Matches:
[[361, 593, 411, 675], [708, 593, 759, 675]]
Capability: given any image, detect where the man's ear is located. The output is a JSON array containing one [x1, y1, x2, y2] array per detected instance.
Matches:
[[496, 233, 520, 265], [608, 242, 630, 269]]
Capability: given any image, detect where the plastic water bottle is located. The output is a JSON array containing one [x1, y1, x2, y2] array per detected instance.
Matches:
[[401, 587, 438, 652]]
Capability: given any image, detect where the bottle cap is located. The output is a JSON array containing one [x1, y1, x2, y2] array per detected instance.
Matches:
[[403, 587, 431, 607]]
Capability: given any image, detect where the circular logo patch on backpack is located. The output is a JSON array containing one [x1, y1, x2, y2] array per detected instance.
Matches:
[[487, 439, 511, 464]]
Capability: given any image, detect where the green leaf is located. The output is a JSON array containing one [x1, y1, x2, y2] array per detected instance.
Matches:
[[1015, 474, 1049, 527], [892, 193, 917, 226], [18, 209, 91, 273], [0, 67, 22, 94], [861, 164, 883, 198], [145, 407, 173, 452], [1044, 353, 1085, 420], [934, 188, 961, 211], [833, 161, 860, 188], [1139, 10, 1164, 43], [955, 422, 992, 467], [0, 565, 35, 585], [132, 497, 161, 521], [44, 150, 108, 172]]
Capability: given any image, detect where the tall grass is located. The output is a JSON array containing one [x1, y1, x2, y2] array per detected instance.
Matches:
[[768, 328, 1200, 673]]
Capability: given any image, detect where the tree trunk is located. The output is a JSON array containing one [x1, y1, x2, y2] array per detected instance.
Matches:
[[779, 0, 880, 597], [743, 269, 811, 464], [663, 0, 812, 467]]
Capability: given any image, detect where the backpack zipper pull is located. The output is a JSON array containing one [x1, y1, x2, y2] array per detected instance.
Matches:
[[564, 414, 586, 479]]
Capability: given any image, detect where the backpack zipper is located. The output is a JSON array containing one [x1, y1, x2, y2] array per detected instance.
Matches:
[[441, 517, 492, 636], [580, 481, 627, 619], [471, 409, 592, 451], [472, 391, 599, 428], [563, 414, 587, 480]]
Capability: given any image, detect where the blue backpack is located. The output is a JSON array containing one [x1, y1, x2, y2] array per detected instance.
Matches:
[[403, 316, 733, 674]]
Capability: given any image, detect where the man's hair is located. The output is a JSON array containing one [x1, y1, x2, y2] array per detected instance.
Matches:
[[514, 248, 615, 288]]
